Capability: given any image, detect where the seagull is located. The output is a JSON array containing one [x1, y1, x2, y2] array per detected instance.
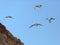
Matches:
[[5, 16, 13, 18], [29, 23, 43, 28], [34, 4, 42, 10], [3, 16, 13, 20], [45, 18, 55, 23]]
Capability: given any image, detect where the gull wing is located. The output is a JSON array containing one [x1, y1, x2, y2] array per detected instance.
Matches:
[[29, 23, 43, 28], [3, 16, 13, 20], [35, 5, 42, 8], [29, 24, 34, 28], [48, 18, 55, 23], [34, 5, 42, 10], [5, 16, 13, 18], [50, 18, 55, 20]]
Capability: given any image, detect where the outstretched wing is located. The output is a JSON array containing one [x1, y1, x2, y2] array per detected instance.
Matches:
[[29, 23, 43, 28], [3, 16, 13, 20], [38, 24, 43, 26], [49, 18, 55, 23], [29, 24, 34, 28], [34, 5, 42, 10], [50, 18, 55, 20], [36, 5, 42, 8], [5, 16, 12, 18]]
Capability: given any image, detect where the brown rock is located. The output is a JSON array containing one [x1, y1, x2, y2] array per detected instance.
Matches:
[[0, 23, 24, 45]]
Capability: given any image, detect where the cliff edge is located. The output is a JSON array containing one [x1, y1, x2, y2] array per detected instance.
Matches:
[[0, 23, 24, 45]]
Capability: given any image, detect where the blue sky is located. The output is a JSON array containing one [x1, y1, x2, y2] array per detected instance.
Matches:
[[0, 0, 60, 45]]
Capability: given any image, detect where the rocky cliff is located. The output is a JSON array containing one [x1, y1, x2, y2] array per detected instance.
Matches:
[[0, 23, 24, 45]]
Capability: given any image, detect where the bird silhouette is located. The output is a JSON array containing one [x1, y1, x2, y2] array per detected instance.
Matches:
[[45, 18, 55, 23], [34, 4, 42, 10], [29, 23, 43, 28], [3, 16, 13, 20]]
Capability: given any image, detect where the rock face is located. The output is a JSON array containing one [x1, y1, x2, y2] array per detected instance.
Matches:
[[0, 23, 24, 45]]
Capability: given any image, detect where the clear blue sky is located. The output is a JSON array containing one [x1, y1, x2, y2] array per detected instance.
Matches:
[[0, 0, 60, 45]]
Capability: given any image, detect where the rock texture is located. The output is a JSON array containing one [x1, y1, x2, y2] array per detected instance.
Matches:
[[0, 23, 24, 45]]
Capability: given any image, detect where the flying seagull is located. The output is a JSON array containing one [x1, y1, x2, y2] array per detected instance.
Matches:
[[45, 18, 55, 23], [34, 4, 42, 10], [29, 23, 43, 28], [3, 16, 13, 20], [5, 16, 13, 18]]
